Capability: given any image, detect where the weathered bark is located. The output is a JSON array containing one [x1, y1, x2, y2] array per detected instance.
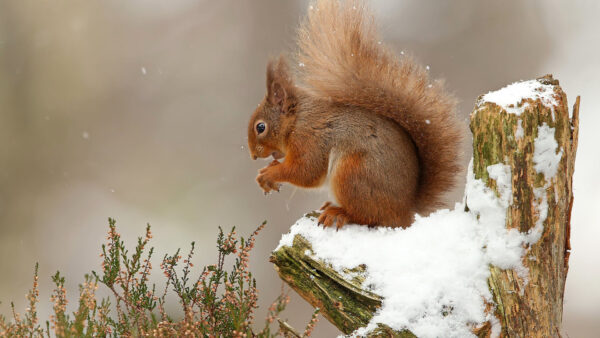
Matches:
[[270, 75, 579, 337]]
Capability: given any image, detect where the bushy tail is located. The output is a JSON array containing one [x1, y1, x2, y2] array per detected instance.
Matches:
[[297, 0, 463, 213]]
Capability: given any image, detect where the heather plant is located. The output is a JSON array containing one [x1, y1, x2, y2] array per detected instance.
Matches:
[[0, 218, 319, 337]]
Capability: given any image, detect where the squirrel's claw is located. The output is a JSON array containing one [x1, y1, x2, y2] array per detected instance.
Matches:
[[317, 212, 331, 227], [335, 214, 349, 230], [318, 206, 349, 230], [258, 179, 280, 194], [270, 182, 282, 192], [256, 167, 281, 194]]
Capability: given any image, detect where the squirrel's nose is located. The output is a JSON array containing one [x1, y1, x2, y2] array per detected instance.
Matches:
[[252, 155, 257, 160]]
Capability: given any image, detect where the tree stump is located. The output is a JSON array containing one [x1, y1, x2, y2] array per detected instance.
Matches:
[[470, 75, 579, 337], [270, 75, 579, 337]]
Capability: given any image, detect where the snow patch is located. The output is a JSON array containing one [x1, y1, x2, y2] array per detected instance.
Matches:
[[479, 79, 558, 115], [515, 120, 524, 139], [490, 315, 501, 338], [487, 163, 512, 207], [530, 187, 547, 244], [276, 159, 545, 337], [533, 123, 562, 179], [529, 122, 561, 247]]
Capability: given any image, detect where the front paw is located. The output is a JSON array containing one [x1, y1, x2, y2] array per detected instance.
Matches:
[[256, 168, 281, 194], [259, 159, 280, 174]]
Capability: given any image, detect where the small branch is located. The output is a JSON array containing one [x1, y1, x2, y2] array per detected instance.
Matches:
[[277, 319, 302, 338]]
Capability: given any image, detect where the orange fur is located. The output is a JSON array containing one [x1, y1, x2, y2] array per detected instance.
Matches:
[[247, 0, 463, 228]]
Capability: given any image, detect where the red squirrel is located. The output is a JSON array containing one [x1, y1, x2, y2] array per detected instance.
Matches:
[[247, 0, 462, 229]]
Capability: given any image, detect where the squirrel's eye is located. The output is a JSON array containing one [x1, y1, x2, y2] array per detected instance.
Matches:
[[256, 122, 266, 134]]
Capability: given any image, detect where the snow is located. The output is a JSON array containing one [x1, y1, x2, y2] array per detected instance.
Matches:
[[533, 123, 563, 179], [515, 120, 524, 139], [490, 316, 501, 338], [276, 155, 549, 337], [278, 209, 491, 338], [531, 187, 547, 244], [487, 163, 511, 207], [479, 79, 558, 115], [530, 122, 562, 247]]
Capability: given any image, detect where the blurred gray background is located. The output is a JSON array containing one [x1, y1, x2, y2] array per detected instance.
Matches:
[[1, 0, 598, 336]]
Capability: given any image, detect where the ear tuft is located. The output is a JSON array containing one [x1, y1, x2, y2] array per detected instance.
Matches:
[[266, 55, 296, 113], [271, 82, 286, 107]]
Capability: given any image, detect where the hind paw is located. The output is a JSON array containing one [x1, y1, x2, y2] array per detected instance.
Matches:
[[318, 206, 350, 230], [319, 201, 333, 210]]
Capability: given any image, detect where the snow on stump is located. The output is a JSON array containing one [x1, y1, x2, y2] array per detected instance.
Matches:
[[270, 75, 579, 337]]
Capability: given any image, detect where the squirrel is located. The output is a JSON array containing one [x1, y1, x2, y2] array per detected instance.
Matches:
[[247, 0, 463, 229]]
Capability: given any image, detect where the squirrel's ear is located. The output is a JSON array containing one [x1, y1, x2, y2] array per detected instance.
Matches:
[[266, 56, 295, 113], [270, 82, 287, 108]]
